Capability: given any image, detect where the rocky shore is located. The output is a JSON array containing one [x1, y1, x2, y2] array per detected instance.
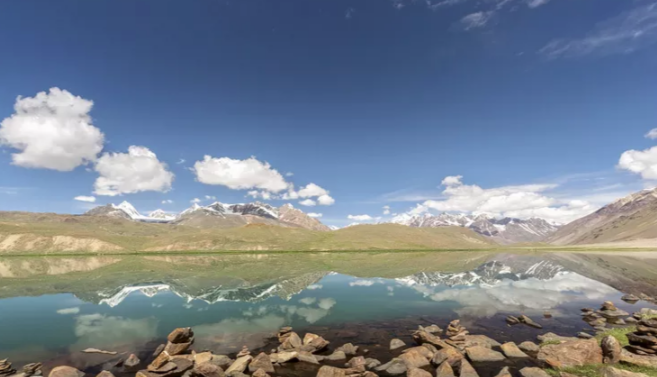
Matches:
[[3, 300, 657, 377]]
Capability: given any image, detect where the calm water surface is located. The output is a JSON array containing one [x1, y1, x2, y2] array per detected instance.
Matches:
[[1, 251, 657, 374]]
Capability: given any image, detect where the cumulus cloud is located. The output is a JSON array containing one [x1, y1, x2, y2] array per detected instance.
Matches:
[[618, 146, 657, 180], [410, 176, 596, 224], [307, 213, 323, 218], [74, 196, 96, 203], [0, 88, 104, 171], [383, 205, 391, 215], [93, 146, 174, 196], [193, 156, 289, 192], [461, 11, 494, 30], [162, 199, 173, 204], [317, 194, 335, 206], [247, 190, 272, 200], [299, 199, 317, 206], [298, 183, 328, 198], [205, 195, 217, 200], [191, 198, 202, 204], [540, 2, 657, 58], [348, 214, 373, 221]]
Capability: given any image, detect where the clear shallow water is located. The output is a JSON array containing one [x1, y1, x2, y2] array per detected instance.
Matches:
[[1, 251, 657, 373]]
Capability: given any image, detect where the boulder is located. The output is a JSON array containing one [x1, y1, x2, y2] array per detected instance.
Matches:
[[435, 362, 455, 377], [304, 334, 330, 353], [493, 367, 511, 377], [364, 358, 381, 370], [536, 333, 577, 343], [346, 356, 366, 371], [164, 341, 192, 356], [465, 346, 505, 362], [401, 346, 434, 359], [500, 342, 528, 358], [271, 351, 298, 364], [137, 358, 193, 377], [602, 366, 650, 377], [209, 355, 232, 369], [537, 338, 602, 368], [336, 343, 359, 355], [620, 349, 657, 368], [457, 359, 479, 377], [297, 351, 320, 365], [22, 363, 42, 377], [621, 294, 640, 303], [518, 315, 542, 329], [390, 339, 405, 350], [153, 344, 166, 357], [601, 335, 622, 364], [326, 351, 347, 361], [49, 367, 84, 377], [316, 366, 346, 377], [124, 354, 141, 369], [279, 332, 303, 351], [251, 369, 270, 377], [407, 368, 431, 377], [236, 347, 250, 358], [224, 356, 252, 375], [248, 353, 274, 374], [506, 316, 520, 325], [431, 347, 463, 367], [518, 341, 540, 357], [226, 372, 248, 377], [148, 362, 177, 373], [168, 328, 194, 344], [96, 372, 114, 377], [412, 329, 443, 347], [399, 349, 430, 369], [374, 358, 406, 375], [194, 352, 213, 365], [424, 325, 443, 334], [194, 363, 225, 377], [519, 367, 550, 377]]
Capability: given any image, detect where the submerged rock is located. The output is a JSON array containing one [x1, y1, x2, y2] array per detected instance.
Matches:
[[518, 315, 543, 329], [124, 354, 141, 369], [506, 316, 520, 325]]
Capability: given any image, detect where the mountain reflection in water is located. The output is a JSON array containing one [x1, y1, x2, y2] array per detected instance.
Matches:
[[1, 251, 657, 369]]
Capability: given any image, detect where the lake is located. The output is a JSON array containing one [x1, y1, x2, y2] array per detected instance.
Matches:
[[2, 251, 657, 376]]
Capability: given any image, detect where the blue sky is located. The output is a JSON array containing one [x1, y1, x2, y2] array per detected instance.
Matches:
[[1, 0, 657, 227]]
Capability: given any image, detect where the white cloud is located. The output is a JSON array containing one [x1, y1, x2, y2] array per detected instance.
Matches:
[[647, 129, 657, 140], [383, 205, 391, 215], [74, 196, 96, 203], [285, 172, 294, 177], [298, 183, 329, 198], [618, 146, 657, 180], [193, 155, 289, 192], [348, 214, 373, 221], [177, 158, 186, 164], [540, 2, 657, 58], [441, 175, 463, 186], [299, 199, 317, 206], [205, 195, 217, 200], [317, 194, 335, 206], [247, 190, 272, 200], [461, 11, 494, 30], [93, 146, 174, 196], [162, 199, 173, 204], [57, 307, 80, 315], [191, 198, 202, 203], [525, 0, 549, 8], [307, 213, 323, 218], [0, 88, 104, 171]]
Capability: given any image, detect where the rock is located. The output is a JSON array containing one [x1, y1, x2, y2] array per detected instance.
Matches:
[[601, 335, 622, 364], [621, 294, 640, 303], [225, 356, 252, 375], [626, 317, 639, 324], [137, 358, 194, 377], [194, 363, 225, 377], [81, 348, 117, 355], [236, 347, 250, 358], [251, 369, 269, 377], [506, 316, 520, 325], [374, 358, 406, 375], [48, 367, 84, 377], [194, 352, 213, 365], [248, 353, 273, 374], [424, 325, 443, 334], [465, 346, 505, 362], [209, 355, 232, 369], [537, 338, 603, 368], [124, 354, 141, 369], [603, 366, 650, 377], [364, 358, 381, 370], [544, 311, 553, 318], [390, 339, 405, 350], [446, 320, 468, 338], [407, 368, 431, 377], [336, 343, 359, 356], [346, 356, 366, 371], [150, 352, 172, 371], [457, 359, 479, 377], [431, 346, 463, 367], [620, 349, 657, 368], [326, 351, 347, 361], [401, 346, 434, 359], [627, 333, 657, 347], [165, 341, 192, 356], [96, 372, 114, 377], [399, 349, 430, 369], [493, 367, 511, 377], [639, 308, 657, 316], [598, 302, 630, 319], [519, 315, 543, 329], [412, 329, 444, 347], [168, 328, 194, 344], [297, 351, 319, 365], [519, 367, 550, 377], [303, 334, 330, 352], [316, 366, 346, 377], [153, 344, 166, 357], [536, 333, 576, 343], [362, 372, 378, 377], [271, 351, 298, 364], [435, 362, 455, 377], [500, 342, 528, 358], [279, 332, 303, 351], [518, 341, 540, 357], [148, 362, 177, 374], [577, 332, 593, 339], [226, 372, 248, 377], [21, 363, 42, 377]]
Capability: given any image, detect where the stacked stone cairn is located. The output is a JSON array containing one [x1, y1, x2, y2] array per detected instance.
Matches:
[[626, 316, 657, 356], [0, 360, 16, 377]]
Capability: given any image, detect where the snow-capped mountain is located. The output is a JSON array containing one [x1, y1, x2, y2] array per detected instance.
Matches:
[[85, 201, 176, 223], [148, 209, 177, 221], [389, 213, 560, 244]]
